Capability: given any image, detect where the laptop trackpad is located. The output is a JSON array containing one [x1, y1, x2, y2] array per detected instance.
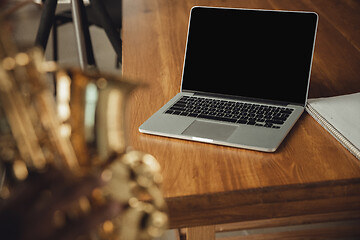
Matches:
[[182, 120, 236, 141]]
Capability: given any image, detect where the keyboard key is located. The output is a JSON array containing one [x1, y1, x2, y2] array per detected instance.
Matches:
[[170, 106, 185, 111], [188, 113, 199, 117], [266, 119, 284, 125], [175, 101, 187, 106], [237, 119, 247, 124], [198, 114, 237, 123]]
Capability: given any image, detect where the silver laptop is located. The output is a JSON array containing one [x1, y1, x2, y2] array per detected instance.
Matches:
[[139, 6, 318, 152]]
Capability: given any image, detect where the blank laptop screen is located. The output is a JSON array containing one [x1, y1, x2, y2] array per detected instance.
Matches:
[[181, 7, 318, 105]]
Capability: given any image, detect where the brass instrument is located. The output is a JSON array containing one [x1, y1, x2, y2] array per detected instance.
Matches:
[[0, 12, 167, 240]]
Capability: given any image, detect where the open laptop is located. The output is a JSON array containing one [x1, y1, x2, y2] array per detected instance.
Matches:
[[139, 6, 318, 152]]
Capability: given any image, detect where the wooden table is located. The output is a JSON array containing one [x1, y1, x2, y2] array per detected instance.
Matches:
[[122, 0, 360, 239]]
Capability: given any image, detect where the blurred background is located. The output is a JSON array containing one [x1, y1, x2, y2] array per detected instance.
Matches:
[[1, 1, 176, 239]]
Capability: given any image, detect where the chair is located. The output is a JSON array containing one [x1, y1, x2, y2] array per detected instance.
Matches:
[[35, 0, 122, 70]]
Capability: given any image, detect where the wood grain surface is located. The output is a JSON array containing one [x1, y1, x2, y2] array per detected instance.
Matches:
[[122, 0, 360, 228]]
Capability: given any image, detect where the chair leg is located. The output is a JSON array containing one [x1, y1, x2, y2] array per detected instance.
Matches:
[[35, 0, 58, 50], [90, 0, 122, 64], [71, 0, 97, 70], [52, 18, 58, 61], [51, 17, 59, 95], [116, 56, 121, 69]]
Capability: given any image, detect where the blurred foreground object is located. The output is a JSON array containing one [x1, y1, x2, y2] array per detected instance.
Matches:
[[0, 9, 167, 240]]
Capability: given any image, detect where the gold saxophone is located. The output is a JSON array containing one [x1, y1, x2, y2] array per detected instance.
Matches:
[[0, 14, 167, 240]]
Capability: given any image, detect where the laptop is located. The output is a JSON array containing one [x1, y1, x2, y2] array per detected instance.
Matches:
[[139, 6, 318, 152]]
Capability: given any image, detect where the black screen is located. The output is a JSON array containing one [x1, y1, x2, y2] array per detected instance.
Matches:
[[181, 7, 318, 105]]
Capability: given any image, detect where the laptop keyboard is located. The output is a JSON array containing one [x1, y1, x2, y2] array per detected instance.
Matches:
[[164, 96, 294, 129]]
